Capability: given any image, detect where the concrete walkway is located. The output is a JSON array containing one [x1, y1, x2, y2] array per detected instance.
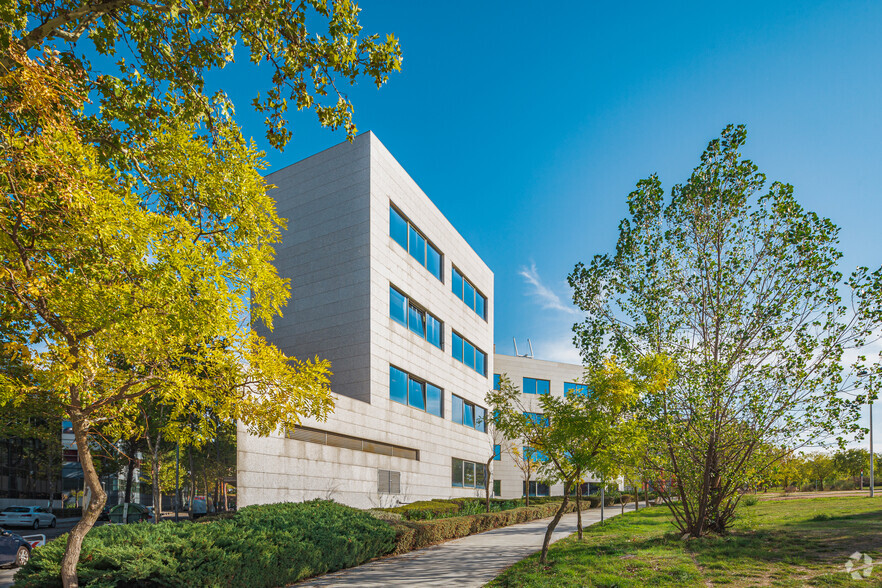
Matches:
[[297, 503, 639, 587]]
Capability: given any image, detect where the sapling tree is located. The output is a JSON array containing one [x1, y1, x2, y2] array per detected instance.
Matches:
[[569, 124, 882, 537]]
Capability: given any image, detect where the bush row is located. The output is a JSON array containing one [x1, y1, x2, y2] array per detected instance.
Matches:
[[388, 500, 589, 554], [14, 500, 395, 588]]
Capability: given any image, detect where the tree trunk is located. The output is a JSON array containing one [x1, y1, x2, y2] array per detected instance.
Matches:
[[525, 474, 531, 507], [123, 447, 135, 504], [576, 481, 583, 540], [188, 444, 195, 515], [144, 430, 163, 524], [60, 410, 107, 588], [485, 457, 493, 513], [539, 482, 570, 565]]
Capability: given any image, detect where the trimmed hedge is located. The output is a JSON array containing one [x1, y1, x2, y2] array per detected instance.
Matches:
[[389, 500, 587, 554], [14, 500, 395, 588]]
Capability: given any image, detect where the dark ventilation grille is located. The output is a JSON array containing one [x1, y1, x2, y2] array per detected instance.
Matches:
[[378, 469, 401, 494], [286, 426, 419, 461]]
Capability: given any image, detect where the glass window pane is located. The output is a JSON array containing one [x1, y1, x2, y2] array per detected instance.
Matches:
[[464, 402, 474, 428], [464, 461, 476, 487], [493, 480, 501, 497], [426, 314, 442, 349], [427, 244, 442, 281], [493, 374, 501, 390], [389, 287, 406, 326], [452, 395, 463, 425], [464, 341, 475, 370], [426, 384, 442, 417], [408, 303, 426, 338], [537, 379, 549, 395], [452, 268, 463, 299], [474, 406, 486, 432], [390, 207, 408, 250], [390, 366, 407, 405], [463, 280, 476, 311], [493, 444, 501, 460], [475, 349, 486, 375], [409, 226, 426, 266], [409, 378, 425, 411], [523, 378, 536, 395], [475, 292, 485, 319], [476, 463, 486, 489], [452, 333, 463, 363], [452, 458, 463, 486]]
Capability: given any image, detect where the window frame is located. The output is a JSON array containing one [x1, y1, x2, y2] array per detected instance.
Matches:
[[523, 377, 550, 395], [389, 204, 443, 282], [390, 285, 444, 350], [451, 330, 487, 376], [451, 267, 487, 320], [451, 457, 487, 489], [451, 393, 488, 432], [389, 365, 444, 418]]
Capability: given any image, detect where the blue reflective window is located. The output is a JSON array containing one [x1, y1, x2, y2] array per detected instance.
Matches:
[[493, 444, 501, 460], [427, 244, 442, 281], [536, 379, 549, 395], [464, 403, 474, 428], [426, 314, 442, 349], [452, 268, 463, 299], [409, 378, 426, 411], [409, 226, 426, 266], [452, 394, 463, 425], [475, 293, 485, 319], [408, 304, 425, 338], [475, 349, 486, 376], [493, 374, 501, 390], [523, 377, 549, 395], [564, 382, 589, 396], [452, 332, 463, 362], [523, 378, 536, 395], [390, 207, 408, 250], [463, 280, 476, 311], [390, 287, 407, 326], [524, 412, 548, 427], [390, 366, 407, 404], [464, 340, 475, 370], [426, 384, 442, 417], [474, 406, 486, 432]]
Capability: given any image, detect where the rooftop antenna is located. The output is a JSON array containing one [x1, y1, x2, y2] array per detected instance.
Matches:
[[527, 339, 534, 359], [513, 338, 533, 358], [513, 337, 519, 356]]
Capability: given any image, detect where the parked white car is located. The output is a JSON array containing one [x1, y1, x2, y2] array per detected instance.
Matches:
[[0, 506, 57, 530]]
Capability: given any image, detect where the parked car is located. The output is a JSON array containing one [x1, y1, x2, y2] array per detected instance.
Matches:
[[0, 528, 30, 568], [0, 506, 56, 530], [108, 503, 151, 524], [97, 505, 111, 521]]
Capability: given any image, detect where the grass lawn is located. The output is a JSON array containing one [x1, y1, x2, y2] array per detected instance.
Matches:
[[487, 496, 882, 587]]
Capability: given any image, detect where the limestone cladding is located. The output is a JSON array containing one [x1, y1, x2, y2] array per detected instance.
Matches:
[[239, 132, 494, 509]]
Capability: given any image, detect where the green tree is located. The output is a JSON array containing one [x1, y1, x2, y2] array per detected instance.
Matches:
[[569, 124, 880, 537], [0, 48, 337, 587]]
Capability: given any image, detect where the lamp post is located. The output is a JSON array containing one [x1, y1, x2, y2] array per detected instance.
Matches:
[[859, 370, 875, 498]]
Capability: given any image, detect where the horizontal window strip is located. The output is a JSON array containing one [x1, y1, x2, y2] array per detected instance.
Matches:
[[287, 426, 419, 461]]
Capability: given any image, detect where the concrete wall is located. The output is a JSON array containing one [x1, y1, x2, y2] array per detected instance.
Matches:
[[239, 133, 496, 509]]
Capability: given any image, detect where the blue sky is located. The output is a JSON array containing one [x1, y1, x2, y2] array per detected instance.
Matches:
[[207, 1, 881, 442], [212, 0, 882, 366]]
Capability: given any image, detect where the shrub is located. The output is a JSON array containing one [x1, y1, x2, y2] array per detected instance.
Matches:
[[15, 500, 395, 588], [587, 495, 601, 508], [389, 500, 585, 554], [741, 495, 759, 507]]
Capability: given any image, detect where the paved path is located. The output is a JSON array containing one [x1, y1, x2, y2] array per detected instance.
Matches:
[[297, 503, 639, 587]]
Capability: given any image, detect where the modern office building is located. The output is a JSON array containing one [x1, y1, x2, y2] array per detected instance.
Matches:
[[491, 353, 607, 498], [238, 132, 495, 509]]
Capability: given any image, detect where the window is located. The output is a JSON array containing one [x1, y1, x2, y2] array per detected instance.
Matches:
[[378, 470, 401, 494], [451, 458, 486, 489], [524, 446, 548, 462], [524, 412, 549, 427], [452, 394, 487, 432], [390, 286, 443, 350], [451, 331, 487, 375], [523, 481, 550, 497], [493, 444, 501, 461], [564, 382, 589, 396], [389, 365, 443, 417], [451, 267, 487, 319], [389, 205, 442, 281], [493, 374, 501, 390], [390, 287, 407, 326], [523, 377, 550, 395], [493, 480, 501, 497]]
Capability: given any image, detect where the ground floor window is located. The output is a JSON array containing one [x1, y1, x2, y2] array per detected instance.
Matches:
[[451, 458, 487, 489], [493, 480, 501, 497], [378, 469, 401, 494], [523, 480, 550, 497]]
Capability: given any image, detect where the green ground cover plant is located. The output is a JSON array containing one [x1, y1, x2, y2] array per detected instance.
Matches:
[[487, 496, 882, 587], [14, 501, 395, 588]]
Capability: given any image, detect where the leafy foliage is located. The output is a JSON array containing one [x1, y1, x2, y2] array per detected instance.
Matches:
[[14, 500, 395, 587], [569, 124, 882, 536]]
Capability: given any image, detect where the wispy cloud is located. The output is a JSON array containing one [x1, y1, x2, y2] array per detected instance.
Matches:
[[518, 262, 578, 315]]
